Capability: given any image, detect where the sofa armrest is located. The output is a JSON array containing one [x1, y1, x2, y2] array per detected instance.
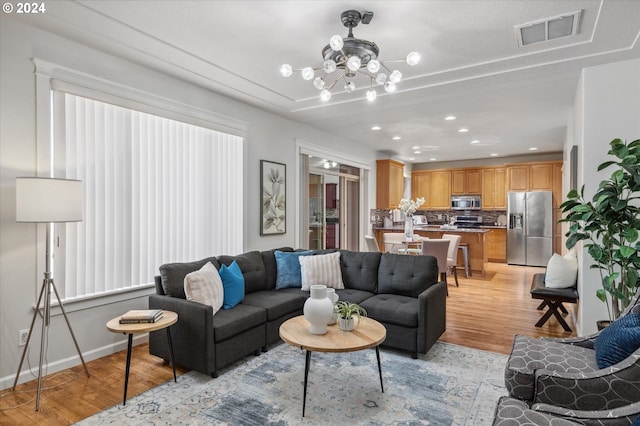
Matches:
[[539, 333, 598, 349], [417, 281, 447, 354], [533, 347, 640, 410], [148, 294, 215, 375]]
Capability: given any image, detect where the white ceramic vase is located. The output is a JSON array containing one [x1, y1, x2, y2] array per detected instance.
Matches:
[[405, 216, 414, 241], [326, 288, 339, 325], [303, 285, 333, 334]]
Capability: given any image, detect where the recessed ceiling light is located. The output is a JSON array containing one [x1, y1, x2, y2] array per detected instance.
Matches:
[[529, 147, 538, 151], [414, 150, 421, 154], [470, 140, 480, 144], [412, 146, 419, 150], [458, 128, 469, 133], [371, 126, 381, 131], [392, 136, 402, 140], [430, 158, 437, 161], [409, 157, 415, 161], [445, 116, 456, 121], [490, 153, 499, 157]]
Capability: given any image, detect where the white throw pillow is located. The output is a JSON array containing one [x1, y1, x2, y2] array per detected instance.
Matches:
[[184, 262, 224, 314], [299, 252, 345, 291], [545, 250, 578, 289]]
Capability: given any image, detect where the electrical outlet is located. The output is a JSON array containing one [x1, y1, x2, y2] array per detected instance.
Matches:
[[437, 214, 442, 220], [19, 329, 29, 347]]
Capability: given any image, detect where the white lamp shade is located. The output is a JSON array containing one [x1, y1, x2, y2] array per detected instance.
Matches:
[[16, 177, 83, 222]]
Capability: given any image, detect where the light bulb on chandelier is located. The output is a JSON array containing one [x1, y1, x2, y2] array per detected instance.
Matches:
[[280, 10, 420, 103]]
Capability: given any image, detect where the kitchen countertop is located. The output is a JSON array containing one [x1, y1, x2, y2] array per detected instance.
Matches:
[[373, 225, 491, 234]]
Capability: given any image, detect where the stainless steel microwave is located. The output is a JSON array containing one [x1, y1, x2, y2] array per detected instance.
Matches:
[[451, 195, 482, 210]]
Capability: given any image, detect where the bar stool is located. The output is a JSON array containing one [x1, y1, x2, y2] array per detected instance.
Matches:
[[458, 243, 471, 278]]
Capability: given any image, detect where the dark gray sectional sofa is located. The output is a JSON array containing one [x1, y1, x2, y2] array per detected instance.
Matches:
[[149, 248, 447, 377]]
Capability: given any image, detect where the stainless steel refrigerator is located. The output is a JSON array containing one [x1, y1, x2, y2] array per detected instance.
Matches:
[[507, 191, 553, 266]]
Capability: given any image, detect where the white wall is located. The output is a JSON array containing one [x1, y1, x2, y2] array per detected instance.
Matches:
[[0, 15, 376, 388], [566, 58, 640, 335]]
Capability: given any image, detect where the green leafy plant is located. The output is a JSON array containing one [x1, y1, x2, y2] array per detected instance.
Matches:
[[560, 138, 640, 321], [333, 301, 367, 321]]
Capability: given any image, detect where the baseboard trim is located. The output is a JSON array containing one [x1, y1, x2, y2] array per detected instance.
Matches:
[[0, 334, 149, 390]]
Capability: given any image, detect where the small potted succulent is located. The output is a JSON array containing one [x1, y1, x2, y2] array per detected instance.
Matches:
[[333, 301, 367, 331]]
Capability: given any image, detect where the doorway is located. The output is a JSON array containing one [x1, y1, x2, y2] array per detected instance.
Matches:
[[308, 160, 360, 250]]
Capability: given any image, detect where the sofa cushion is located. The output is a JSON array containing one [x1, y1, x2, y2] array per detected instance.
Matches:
[[377, 253, 438, 297], [360, 294, 419, 328], [212, 303, 266, 342], [340, 250, 381, 293], [184, 262, 224, 315], [159, 257, 220, 299], [594, 307, 640, 368], [220, 261, 245, 309], [335, 289, 375, 305], [217, 251, 267, 294], [300, 251, 344, 290], [243, 290, 306, 321], [261, 247, 294, 290], [274, 250, 313, 289], [505, 334, 599, 401]]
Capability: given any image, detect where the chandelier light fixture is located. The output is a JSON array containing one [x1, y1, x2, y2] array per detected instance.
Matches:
[[280, 10, 420, 102]]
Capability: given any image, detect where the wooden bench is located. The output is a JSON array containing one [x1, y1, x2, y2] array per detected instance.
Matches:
[[530, 273, 578, 332]]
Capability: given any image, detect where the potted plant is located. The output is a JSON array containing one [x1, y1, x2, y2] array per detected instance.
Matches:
[[333, 301, 367, 331], [560, 138, 640, 324]]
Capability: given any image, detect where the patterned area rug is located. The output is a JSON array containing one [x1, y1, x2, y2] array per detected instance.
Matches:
[[77, 341, 507, 425]]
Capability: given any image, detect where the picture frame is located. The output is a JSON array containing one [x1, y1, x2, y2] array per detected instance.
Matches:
[[260, 160, 286, 235]]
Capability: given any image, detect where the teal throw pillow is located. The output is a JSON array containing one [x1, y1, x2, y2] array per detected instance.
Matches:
[[594, 307, 640, 368], [275, 250, 313, 289], [219, 260, 244, 309]]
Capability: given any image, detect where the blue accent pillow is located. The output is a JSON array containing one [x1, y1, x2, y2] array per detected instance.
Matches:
[[275, 250, 313, 289], [594, 310, 640, 368], [219, 260, 244, 309]]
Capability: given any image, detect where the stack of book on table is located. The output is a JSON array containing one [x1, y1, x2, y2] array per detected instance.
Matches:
[[119, 309, 163, 324]]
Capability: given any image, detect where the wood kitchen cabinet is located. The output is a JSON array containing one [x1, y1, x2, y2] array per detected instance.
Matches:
[[481, 167, 506, 209], [376, 159, 404, 209], [411, 171, 432, 208], [452, 169, 482, 195], [430, 171, 452, 209], [411, 170, 451, 210], [552, 162, 563, 208], [466, 169, 482, 194], [494, 168, 506, 208], [486, 228, 507, 262], [451, 170, 466, 195], [529, 163, 553, 191], [507, 166, 529, 191]]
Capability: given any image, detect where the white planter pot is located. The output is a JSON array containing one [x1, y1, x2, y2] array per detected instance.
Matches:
[[338, 316, 355, 331]]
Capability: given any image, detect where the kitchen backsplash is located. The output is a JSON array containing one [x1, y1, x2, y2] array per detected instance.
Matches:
[[370, 209, 507, 226]]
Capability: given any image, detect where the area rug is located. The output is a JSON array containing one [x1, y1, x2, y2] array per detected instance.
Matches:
[[77, 341, 507, 425]]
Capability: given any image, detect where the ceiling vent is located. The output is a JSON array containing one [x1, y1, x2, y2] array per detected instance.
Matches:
[[515, 10, 582, 47]]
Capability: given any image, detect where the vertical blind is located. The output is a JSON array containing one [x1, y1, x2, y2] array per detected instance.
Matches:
[[57, 93, 243, 299]]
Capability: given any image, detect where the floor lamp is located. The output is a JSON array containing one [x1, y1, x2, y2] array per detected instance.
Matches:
[[13, 177, 90, 411]]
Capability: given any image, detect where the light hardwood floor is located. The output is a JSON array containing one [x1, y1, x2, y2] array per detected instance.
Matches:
[[0, 262, 576, 425]]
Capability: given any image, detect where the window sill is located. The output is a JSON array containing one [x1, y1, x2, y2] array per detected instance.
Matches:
[[34, 284, 156, 316]]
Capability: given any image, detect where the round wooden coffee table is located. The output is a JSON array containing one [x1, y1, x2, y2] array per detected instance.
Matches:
[[279, 315, 386, 417], [106, 310, 178, 405]]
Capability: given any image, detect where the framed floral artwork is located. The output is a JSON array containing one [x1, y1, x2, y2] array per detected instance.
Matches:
[[260, 160, 286, 235]]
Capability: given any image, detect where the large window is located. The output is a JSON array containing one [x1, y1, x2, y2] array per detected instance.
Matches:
[[53, 92, 243, 300]]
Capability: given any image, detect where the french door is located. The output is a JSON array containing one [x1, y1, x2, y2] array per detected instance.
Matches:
[[307, 162, 359, 250]]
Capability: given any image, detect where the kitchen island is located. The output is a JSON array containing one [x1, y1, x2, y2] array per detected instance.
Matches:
[[372, 225, 490, 276]]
